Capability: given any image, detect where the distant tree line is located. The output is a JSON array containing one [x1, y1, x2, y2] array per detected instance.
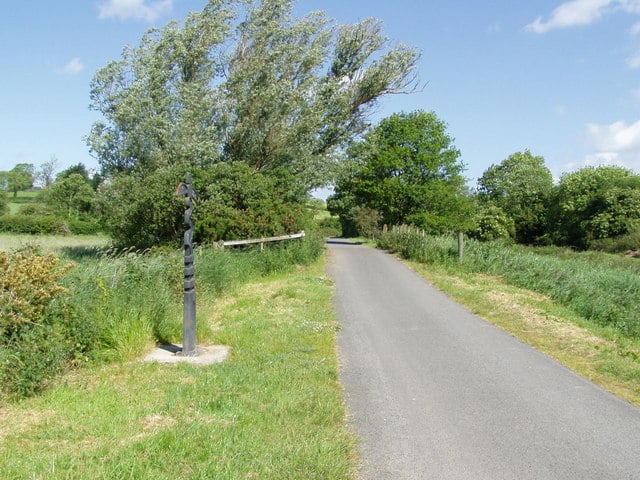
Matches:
[[3, 0, 638, 252], [328, 110, 640, 252]]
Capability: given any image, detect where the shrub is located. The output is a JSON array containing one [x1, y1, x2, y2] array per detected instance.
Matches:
[[351, 206, 381, 239], [467, 204, 515, 242], [0, 214, 68, 234], [590, 230, 640, 253], [0, 250, 76, 398], [317, 216, 342, 238]]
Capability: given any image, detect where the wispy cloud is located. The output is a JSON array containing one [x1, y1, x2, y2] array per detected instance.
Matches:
[[58, 57, 84, 75], [98, 0, 173, 22], [526, 0, 615, 34]]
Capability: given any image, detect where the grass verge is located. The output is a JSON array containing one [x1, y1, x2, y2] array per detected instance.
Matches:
[[0, 256, 356, 479]]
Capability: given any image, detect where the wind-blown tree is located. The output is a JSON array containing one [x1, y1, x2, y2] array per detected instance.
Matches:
[[477, 150, 553, 244], [88, 0, 419, 195], [329, 110, 471, 235], [549, 166, 640, 248]]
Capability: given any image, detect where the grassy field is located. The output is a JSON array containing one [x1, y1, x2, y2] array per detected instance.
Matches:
[[0, 254, 356, 479], [0, 233, 110, 254], [6, 189, 40, 214]]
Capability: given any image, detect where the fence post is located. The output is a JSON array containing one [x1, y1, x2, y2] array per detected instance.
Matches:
[[457, 231, 464, 261]]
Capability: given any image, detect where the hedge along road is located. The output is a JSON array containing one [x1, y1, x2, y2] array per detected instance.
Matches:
[[326, 240, 640, 480]]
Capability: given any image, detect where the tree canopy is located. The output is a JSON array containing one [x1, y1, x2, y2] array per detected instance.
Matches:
[[329, 110, 470, 234], [550, 166, 640, 248], [88, 0, 419, 196], [5, 164, 34, 198], [477, 150, 553, 244]]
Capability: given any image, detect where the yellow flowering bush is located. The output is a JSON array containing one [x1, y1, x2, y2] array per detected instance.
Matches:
[[0, 251, 72, 336]]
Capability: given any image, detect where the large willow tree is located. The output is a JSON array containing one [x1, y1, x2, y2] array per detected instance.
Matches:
[[87, 0, 419, 195]]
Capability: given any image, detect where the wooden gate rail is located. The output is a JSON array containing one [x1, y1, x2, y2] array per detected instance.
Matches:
[[221, 231, 305, 250]]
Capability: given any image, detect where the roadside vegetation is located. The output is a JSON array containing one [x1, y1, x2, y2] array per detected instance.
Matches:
[[0, 245, 355, 479], [376, 228, 640, 405]]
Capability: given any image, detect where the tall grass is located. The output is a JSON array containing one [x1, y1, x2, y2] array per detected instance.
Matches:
[[2, 233, 325, 399], [378, 228, 640, 338]]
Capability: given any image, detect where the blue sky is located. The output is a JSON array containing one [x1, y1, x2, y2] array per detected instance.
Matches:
[[1, 0, 640, 189]]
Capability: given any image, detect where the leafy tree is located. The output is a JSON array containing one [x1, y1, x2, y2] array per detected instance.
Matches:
[[57, 163, 90, 181], [477, 150, 552, 244], [7, 164, 34, 198], [550, 166, 640, 248], [330, 110, 470, 233], [88, 0, 419, 196], [98, 163, 308, 248], [47, 174, 96, 219]]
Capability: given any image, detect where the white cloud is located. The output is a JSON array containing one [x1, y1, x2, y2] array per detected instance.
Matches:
[[586, 119, 640, 151], [526, 0, 615, 33], [576, 120, 640, 172], [58, 57, 84, 75], [98, 0, 173, 22]]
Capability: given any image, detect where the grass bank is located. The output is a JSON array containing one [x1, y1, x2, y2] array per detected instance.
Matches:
[[0, 254, 356, 478], [377, 229, 640, 406]]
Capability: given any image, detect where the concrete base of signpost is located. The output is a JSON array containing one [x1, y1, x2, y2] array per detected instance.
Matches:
[[143, 344, 230, 366]]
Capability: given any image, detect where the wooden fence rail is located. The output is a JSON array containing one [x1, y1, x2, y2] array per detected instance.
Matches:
[[221, 231, 306, 250]]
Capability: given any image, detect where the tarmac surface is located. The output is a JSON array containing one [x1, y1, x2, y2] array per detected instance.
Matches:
[[326, 239, 640, 479]]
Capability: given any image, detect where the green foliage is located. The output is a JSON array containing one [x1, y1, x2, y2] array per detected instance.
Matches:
[[590, 230, 640, 253], [97, 166, 186, 249], [98, 163, 310, 249], [351, 205, 382, 239], [46, 173, 96, 219], [0, 250, 76, 398], [88, 0, 418, 194], [317, 216, 342, 237], [377, 231, 640, 338], [332, 110, 471, 233], [477, 150, 553, 244], [550, 166, 640, 248], [0, 189, 7, 215], [0, 215, 68, 235], [5, 164, 34, 198], [468, 204, 515, 242], [197, 163, 310, 242]]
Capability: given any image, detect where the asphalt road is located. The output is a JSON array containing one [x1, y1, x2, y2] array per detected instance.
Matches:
[[326, 240, 640, 480]]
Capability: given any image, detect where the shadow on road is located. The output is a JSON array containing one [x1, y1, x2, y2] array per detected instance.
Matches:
[[326, 238, 362, 246]]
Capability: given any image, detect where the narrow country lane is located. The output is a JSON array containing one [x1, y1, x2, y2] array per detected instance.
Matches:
[[326, 240, 640, 480]]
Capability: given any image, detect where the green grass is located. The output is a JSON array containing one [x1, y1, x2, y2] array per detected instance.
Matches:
[[0, 255, 356, 479], [378, 230, 640, 337], [6, 189, 40, 213], [0, 233, 111, 254], [376, 229, 640, 406], [408, 260, 640, 406]]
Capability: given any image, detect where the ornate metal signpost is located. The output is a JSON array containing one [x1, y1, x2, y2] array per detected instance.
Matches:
[[176, 172, 199, 356]]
